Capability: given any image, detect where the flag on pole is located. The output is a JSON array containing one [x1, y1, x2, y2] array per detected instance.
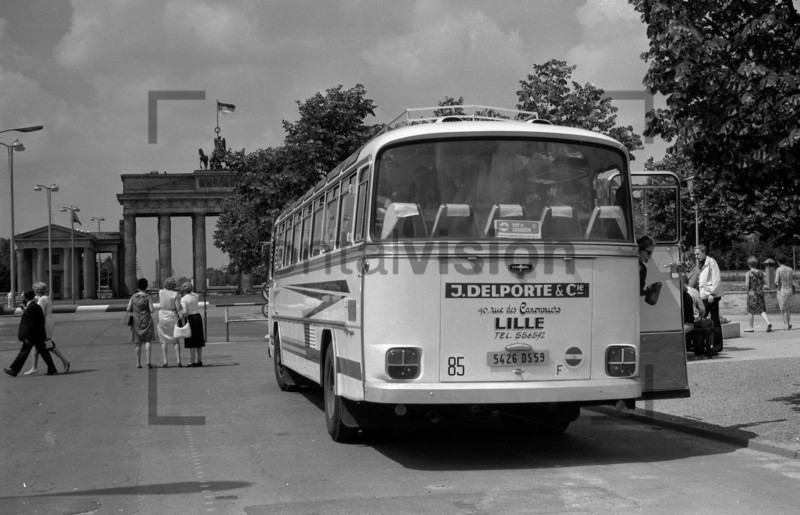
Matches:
[[217, 101, 236, 114], [72, 210, 81, 225]]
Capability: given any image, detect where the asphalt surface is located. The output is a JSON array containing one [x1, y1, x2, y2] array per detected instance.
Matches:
[[3, 294, 799, 461], [595, 312, 800, 460]]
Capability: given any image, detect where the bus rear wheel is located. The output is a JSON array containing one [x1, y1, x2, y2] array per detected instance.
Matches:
[[324, 347, 359, 443], [273, 332, 302, 392]]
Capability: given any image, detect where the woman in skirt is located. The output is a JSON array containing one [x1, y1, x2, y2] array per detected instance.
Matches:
[[180, 282, 206, 367]]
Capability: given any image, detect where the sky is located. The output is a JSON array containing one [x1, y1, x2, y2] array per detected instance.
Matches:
[[0, 0, 668, 282]]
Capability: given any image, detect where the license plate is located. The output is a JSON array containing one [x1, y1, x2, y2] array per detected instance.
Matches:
[[487, 350, 548, 367]]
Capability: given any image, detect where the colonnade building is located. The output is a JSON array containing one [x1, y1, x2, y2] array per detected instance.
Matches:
[[10, 170, 235, 299]]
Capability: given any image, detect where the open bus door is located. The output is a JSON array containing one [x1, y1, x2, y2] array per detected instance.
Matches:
[[631, 171, 690, 399]]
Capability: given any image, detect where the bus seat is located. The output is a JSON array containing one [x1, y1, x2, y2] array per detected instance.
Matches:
[[431, 204, 477, 238], [484, 204, 525, 236], [380, 203, 427, 240], [585, 206, 627, 241], [540, 205, 582, 239]]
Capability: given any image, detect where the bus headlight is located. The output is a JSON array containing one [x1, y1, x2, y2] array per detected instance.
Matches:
[[386, 348, 421, 379], [606, 345, 636, 377]]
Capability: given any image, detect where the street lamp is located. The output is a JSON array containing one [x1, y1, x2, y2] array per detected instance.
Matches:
[[2, 123, 43, 308], [684, 175, 699, 248], [61, 205, 80, 301], [33, 184, 58, 296], [90, 216, 105, 293]]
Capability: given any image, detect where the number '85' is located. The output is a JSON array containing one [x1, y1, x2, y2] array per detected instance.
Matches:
[[447, 356, 465, 376]]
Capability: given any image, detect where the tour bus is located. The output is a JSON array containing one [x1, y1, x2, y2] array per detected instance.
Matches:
[[267, 106, 688, 442]]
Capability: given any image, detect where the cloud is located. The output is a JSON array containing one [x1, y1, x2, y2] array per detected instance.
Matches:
[[362, 5, 526, 86], [567, 0, 648, 89]]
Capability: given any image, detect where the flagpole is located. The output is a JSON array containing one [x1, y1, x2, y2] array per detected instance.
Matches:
[[216, 99, 219, 131]]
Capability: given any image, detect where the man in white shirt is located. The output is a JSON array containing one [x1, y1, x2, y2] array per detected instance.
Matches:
[[695, 245, 723, 352]]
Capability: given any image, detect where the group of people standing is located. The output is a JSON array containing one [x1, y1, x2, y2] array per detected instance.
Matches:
[[4, 282, 71, 377], [127, 277, 205, 369]]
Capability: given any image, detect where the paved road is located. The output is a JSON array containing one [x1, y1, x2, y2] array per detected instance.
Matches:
[[615, 313, 800, 458], [1, 308, 800, 513]]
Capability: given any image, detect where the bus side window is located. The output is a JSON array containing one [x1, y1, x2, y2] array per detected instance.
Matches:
[[323, 186, 340, 252], [339, 175, 356, 247], [282, 221, 291, 267], [310, 196, 325, 257], [354, 179, 369, 243], [273, 224, 285, 269], [291, 213, 302, 263], [300, 206, 312, 259]]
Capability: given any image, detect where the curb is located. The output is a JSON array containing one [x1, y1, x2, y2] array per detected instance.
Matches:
[[589, 406, 800, 460]]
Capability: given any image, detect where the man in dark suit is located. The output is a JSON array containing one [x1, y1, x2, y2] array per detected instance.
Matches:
[[4, 290, 58, 377]]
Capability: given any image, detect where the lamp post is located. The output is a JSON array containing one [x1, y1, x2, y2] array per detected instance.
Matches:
[[90, 216, 105, 293], [685, 175, 699, 248], [61, 205, 80, 301], [33, 184, 58, 296], [2, 124, 43, 308]]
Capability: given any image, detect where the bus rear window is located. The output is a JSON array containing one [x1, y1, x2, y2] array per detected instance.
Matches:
[[373, 138, 631, 242]]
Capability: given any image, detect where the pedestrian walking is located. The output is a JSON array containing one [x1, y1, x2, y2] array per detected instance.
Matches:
[[179, 282, 205, 367], [4, 290, 58, 377], [127, 278, 156, 368], [157, 277, 183, 368], [695, 244, 724, 352], [774, 255, 794, 330], [744, 255, 772, 332], [23, 282, 71, 375]]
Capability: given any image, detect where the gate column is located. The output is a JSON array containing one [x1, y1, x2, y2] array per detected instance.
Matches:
[[158, 214, 172, 286], [192, 213, 207, 291], [124, 214, 137, 295]]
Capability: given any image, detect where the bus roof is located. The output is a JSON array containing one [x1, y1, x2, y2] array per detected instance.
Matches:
[[277, 106, 630, 220]]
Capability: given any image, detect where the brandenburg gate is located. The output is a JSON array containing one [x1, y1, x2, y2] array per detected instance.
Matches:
[[117, 171, 234, 295]]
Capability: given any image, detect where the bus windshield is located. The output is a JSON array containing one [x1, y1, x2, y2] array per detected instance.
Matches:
[[373, 138, 631, 242]]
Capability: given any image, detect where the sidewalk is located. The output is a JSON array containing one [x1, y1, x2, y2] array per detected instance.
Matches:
[[598, 312, 800, 459]]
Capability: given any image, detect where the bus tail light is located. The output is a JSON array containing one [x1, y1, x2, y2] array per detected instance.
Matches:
[[606, 346, 636, 377], [386, 348, 421, 379]]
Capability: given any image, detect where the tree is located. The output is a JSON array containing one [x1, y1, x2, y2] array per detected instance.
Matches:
[[214, 85, 381, 275], [631, 0, 800, 248], [515, 59, 644, 155]]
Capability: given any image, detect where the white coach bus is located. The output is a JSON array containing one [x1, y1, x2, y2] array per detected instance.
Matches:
[[268, 106, 688, 442]]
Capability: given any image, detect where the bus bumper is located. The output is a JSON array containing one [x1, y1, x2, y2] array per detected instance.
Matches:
[[363, 378, 641, 405]]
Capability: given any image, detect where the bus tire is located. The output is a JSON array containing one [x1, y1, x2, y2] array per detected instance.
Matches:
[[324, 347, 358, 443], [273, 331, 301, 392]]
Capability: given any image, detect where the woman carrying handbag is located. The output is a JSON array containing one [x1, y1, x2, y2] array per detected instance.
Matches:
[[179, 282, 206, 367]]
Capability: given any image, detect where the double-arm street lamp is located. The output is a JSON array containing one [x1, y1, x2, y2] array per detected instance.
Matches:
[[2, 124, 43, 307], [34, 184, 59, 294], [90, 216, 105, 292], [61, 205, 80, 301]]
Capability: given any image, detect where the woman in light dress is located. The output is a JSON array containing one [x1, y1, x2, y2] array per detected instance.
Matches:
[[23, 282, 70, 375], [157, 277, 184, 367], [179, 282, 206, 367], [774, 255, 794, 330]]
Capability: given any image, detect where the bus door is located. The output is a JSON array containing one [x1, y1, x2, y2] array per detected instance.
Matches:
[[631, 171, 689, 399]]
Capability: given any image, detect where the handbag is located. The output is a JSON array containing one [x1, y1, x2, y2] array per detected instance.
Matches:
[[124, 312, 133, 326], [174, 319, 192, 339], [644, 282, 662, 306]]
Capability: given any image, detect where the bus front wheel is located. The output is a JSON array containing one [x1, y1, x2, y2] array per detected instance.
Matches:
[[324, 348, 359, 443]]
